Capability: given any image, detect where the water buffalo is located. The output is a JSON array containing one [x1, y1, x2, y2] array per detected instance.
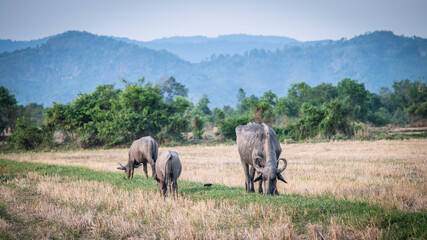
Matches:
[[155, 151, 182, 199], [117, 136, 158, 179], [236, 123, 287, 195]]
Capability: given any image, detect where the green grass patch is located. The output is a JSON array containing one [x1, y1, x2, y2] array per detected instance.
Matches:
[[0, 204, 12, 222], [1, 158, 426, 239]]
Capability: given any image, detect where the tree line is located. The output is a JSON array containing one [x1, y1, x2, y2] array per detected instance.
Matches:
[[1, 77, 426, 150]]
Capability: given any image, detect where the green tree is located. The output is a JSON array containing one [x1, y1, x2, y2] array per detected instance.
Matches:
[[310, 83, 338, 105], [337, 78, 368, 121], [378, 79, 426, 124], [222, 105, 235, 117], [158, 76, 189, 103], [287, 82, 312, 104], [219, 115, 253, 140], [236, 88, 250, 115], [236, 88, 246, 104], [114, 79, 167, 144], [407, 102, 427, 122], [0, 86, 18, 134], [367, 107, 390, 126], [212, 108, 225, 125], [195, 94, 212, 116], [20, 103, 45, 126], [286, 103, 324, 141], [252, 91, 277, 124], [45, 103, 73, 132], [71, 84, 121, 147], [379, 87, 396, 113], [276, 97, 299, 117], [192, 116, 205, 139], [7, 117, 51, 150], [392, 79, 426, 123], [319, 98, 351, 136], [158, 96, 191, 142]]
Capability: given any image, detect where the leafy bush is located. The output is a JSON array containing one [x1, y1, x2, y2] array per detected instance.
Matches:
[[0, 86, 18, 134], [44, 79, 190, 148], [319, 98, 351, 136], [7, 118, 52, 150], [286, 99, 352, 141], [367, 107, 389, 126], [286, 103, 324, 141], [271, 126, 288, 142], [219, 115, 253, 140]]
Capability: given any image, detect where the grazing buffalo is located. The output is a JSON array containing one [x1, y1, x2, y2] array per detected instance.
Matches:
[[155, 151, 182, 199], [236, 123, 288, 195], [117, 136, 158, 179]]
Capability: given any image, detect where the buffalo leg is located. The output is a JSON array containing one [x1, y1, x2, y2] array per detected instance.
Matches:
[[249, 166, 257, 193], [161, 182, 167, 199], [130, 164, 134, 179], [146, 155, 156, 179], [172, 179, 178, 200], [241, 161, 254, 193], [158, 181, 164, 196], [258, 181, 263, 194], [143, 162, 148, 179], [167, 174, 172, 197], [255, 172, 263, 194]]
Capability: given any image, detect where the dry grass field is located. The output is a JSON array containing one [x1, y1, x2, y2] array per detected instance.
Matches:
[[1, 139, 426, 239]]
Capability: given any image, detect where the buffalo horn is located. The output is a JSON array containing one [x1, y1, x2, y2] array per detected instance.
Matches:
[[253, 156, 266, 175], [117, 162, 125, 170], [277, 173, 287, 183], [277, 158, 287, 173]]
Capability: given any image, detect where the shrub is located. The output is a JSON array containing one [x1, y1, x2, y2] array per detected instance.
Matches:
[[219, 115, 254, 140], [367, 107, 389, 126], [7, 118, 52, 150], [286, 103, 324, 141], [272, 126, 288, 142], [319, 98, 351, 136]]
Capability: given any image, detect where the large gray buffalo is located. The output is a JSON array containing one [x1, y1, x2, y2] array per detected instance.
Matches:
[[236, 123, 288, 195], [117, 136, 158, 179]]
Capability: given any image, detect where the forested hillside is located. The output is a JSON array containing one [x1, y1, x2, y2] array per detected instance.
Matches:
[[0, 31, 191, 105], [0, 30, 426, 107], [115, 34, 301, 62], [0, 36, 51, 53]]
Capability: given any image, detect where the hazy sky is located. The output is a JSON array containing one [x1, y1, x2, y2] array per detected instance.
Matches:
[[1, 0, 426, 41]]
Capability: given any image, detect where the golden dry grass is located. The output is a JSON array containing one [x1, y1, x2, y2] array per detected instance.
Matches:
[[1, 172, 388, 239], [1, 174, 300, 239], [2, 139, 426, 212]]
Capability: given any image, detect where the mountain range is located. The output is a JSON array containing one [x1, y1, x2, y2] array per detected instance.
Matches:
[[1, 30, 426, 107]]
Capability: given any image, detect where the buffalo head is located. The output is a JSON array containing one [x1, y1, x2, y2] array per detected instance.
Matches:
[[253, 157, 287, 195], [117, 162, 141, 179]]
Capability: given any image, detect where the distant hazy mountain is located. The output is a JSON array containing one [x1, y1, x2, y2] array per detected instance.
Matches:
[[113, 34, 303, 63], [194, 31, 427, 103], [0, 37, 51, 53], [0, 31, 191, 105], [1, 30, 426, 107]]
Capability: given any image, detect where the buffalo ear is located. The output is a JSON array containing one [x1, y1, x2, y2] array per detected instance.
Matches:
[[134, 163, 142, 169], [254, 174, 263, 182], [277, 173, 287, 183]]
